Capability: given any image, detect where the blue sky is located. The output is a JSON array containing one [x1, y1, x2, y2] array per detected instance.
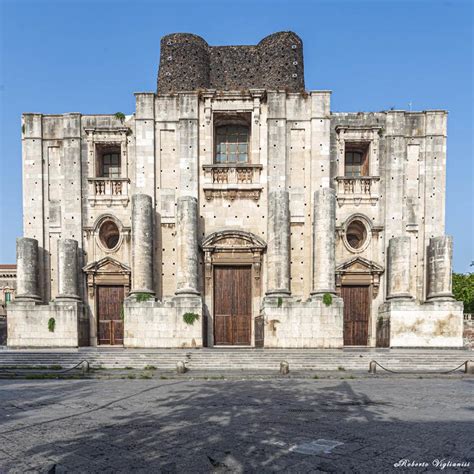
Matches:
[[0, 0, 472, 272]]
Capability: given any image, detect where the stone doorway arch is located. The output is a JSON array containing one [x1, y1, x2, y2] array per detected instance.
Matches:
[[201, 230, 266, 347]]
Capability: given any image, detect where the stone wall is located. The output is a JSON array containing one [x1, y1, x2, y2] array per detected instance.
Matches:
[[7, 302, 87, 348], [379, 299, 464, 347], [261, 296, 343, 348], [157, 32, 305, 93], [463, 314, 474, 347], [124, 296, 202, 348]]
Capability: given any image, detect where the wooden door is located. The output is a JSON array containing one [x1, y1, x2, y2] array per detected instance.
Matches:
[[97, 286, 124, 345], [214, 266, 252, 345], [342, 285, 370, 346]]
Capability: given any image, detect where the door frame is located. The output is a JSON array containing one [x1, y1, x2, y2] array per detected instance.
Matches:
[[341, 284, 371, 346], [213, 264, 252, 346], [83, 256, 131, 346], [201, 230, 266, 347], [96, 285, 125, 346]]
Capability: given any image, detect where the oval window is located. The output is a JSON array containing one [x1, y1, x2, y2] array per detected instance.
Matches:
[[346, 220, 367, 250], [99, 220, 120, 250]]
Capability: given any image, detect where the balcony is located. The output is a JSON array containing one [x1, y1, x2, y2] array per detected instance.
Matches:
[[88, 178, 130, 207], [202, 164, 263, 201], [335, 176, 380, 207]]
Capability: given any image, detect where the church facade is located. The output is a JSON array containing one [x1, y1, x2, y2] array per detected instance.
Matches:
[[8, 32, 463, 348]]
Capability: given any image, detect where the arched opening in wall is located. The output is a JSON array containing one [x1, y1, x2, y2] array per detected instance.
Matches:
[[99, 220, 120, 250], [346, 220, 367, 250]]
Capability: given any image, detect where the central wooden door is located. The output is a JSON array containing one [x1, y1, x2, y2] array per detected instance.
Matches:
[[214, 266, 252, 345], [342, 285, 370, 346], [97, 286, 124, 345]]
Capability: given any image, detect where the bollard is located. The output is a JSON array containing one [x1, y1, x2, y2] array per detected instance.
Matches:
[[465, 361, 474, 375], [176, 361, 186, 374], [369, 360, 377, 375], [280, 361, 289, 375]]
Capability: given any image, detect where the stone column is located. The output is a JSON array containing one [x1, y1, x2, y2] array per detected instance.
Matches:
[[131, 194, 155, 295], [427, 236, 454, 300], [175, 196, 199, 295], [56, 239, 80, 300], [266, 190, 291, 296], [15, 237, 41, 302], [312, 188, 336, 295], [387, 236, 412, 299]]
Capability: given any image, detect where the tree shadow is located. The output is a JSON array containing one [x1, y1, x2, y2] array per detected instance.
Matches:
[[0, 378, 472, 473]]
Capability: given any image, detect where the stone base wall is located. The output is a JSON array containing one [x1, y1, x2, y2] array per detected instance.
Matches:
[[261, 296, 344, 348], [7, 301, 86, 348], [380, 299, 464, 348], [463, 314, 473, 348], [124, 295, 203, 348]]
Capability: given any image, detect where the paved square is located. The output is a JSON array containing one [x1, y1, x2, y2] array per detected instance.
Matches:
[[0, 377, 472, 472]]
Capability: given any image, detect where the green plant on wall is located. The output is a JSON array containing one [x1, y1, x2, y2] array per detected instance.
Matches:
[[120, 305, 125, 320], [114, 112, 125, 122], [277, 297, 283, 308], [183, 312, 199, 325], [135, 293, 152, 302], [48, 318, 56, 333], [323, 293, 333, 306]]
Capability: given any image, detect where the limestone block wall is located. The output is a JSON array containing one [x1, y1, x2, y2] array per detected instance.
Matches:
[[261, 297, 343, 348], [124, 296, 202, 348], [330, 110, 449, 346], [379, 299, 463, 347], [22, 112, 133, 304], [7, 302, 87, 348]]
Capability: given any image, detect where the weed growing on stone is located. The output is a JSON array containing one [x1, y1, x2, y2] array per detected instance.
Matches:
[[144, 365, 157, 370]]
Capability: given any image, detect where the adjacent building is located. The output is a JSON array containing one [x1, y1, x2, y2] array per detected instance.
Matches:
[[8, 32, 463, 348]]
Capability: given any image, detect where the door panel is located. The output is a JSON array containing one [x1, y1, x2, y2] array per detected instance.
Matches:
[[342, 285, 370, 346], [214, 266, 251, 345], [97, 286, 124, 345]]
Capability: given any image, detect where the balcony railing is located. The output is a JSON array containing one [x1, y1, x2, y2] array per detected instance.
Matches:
[[202, 164, 263, 201], [88, 178, 130, 207], [335, 176, 380, 206]]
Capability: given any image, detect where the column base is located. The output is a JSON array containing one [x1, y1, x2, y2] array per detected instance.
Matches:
[[426, 292, 454, 301], [175, 288, 200, 296], [310, 289, 336, 297], [265, 289, 291, 297], [14, 294, 42, 303], [386, 294, 413, 300], [56, 294, 81, 302], [129, 289, 156, 297]]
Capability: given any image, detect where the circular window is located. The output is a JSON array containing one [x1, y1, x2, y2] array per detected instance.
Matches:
[[99, 220, 120, 250], [346, 220, 368, 250]]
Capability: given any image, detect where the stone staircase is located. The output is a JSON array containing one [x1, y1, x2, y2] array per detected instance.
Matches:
[[0, 348, 471, 372]]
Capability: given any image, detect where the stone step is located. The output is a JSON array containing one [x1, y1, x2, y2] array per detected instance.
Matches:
[[0, 348, 470, 372]]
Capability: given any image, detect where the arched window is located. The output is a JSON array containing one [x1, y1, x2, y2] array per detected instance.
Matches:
[[215, 125, 249, 164]]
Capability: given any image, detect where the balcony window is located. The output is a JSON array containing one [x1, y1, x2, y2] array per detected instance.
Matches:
[[345, 143, 369, 177], [99, 151, 121, 178], [215, 125, 249, 164]]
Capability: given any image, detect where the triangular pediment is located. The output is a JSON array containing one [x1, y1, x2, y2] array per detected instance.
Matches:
[[83, 256, 131, 274], [336, 257, 384, 274]]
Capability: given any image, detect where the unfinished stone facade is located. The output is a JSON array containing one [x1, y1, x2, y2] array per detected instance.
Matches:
[[8, 31, 463, 348]]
